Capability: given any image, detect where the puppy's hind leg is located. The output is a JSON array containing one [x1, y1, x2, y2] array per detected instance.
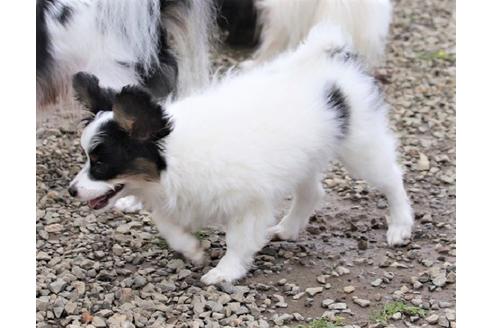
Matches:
[[201, 204, 274, 285], [338, 126, 413, 246], [268, 175, 324, 241]]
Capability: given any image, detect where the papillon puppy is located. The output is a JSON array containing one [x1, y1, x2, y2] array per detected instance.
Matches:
[[69, 23, 413, 284], [218, 0, 392, 68], [37, 0, 214, 107]]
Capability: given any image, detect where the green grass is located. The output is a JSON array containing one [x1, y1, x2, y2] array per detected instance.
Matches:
[[418, 49, 455, 62], [297, 317, 344, 328], [371, 301, 426, 324]]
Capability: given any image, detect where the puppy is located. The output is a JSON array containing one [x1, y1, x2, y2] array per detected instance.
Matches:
[[217, 0, 392, 68], [69, 23, 413, 284], [37, 0, 214, 107]]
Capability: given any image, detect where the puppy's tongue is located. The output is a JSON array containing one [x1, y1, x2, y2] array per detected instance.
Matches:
[[88, 195, 108, 210]]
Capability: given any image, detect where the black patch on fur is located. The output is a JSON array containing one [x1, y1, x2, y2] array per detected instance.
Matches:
[[72, 72, 115, 127], [160, 0, 191, 10], [73, 72, 116, 116], [37, 0, 55, 78], [326, 85, 350, 136], [113, 86, 173, 142], [215, 0, 259, 47], [136, 26, 178, 99], [58, 5, 73, 25], [88, 120, 167, 181]]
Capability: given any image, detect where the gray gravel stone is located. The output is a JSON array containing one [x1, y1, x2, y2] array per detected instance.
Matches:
[[45, 223, 63, 233], [352, 297, 371, 308], [432, 273, 447, 287], [371, 278, 383, 287], [177, 269, 192, 280], [293, 292, 305, 300], [273, 313, 293, 325], [344, 285, 355, 293], [438, 316, 450, 327], [328, 303, 347, 311], [112, 244, 124, 256], [336, 266, 351, 275], [133, 275, 147, 288], [277, 278, 287, 286], [64, 301, 77, 315], [305, 287, 323, 296], [316, 275, 330, 284], [417, 153, 430, 171], [92, 316, 106, 327], [321, 299, 335, 308], [426, 314, 440, 324], [49, 279, 67, 294]]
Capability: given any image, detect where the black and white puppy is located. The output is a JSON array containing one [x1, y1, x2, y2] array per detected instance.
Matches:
[[217, 0, 392, 68], [69, 23, 413, 284], [36, 0, 214, 107]]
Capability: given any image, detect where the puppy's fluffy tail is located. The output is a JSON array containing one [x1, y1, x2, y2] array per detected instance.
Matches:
[[300, 22, 354, 58]]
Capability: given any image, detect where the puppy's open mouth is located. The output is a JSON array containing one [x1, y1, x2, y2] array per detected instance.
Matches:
[[88, 184, 124, 210]]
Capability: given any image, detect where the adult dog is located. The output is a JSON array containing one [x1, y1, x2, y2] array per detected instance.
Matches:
[[37, 0, 214, 107]]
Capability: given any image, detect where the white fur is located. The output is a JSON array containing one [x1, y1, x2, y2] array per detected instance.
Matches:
[[162, 0, 215, 96], [38, 0, 212, 105], [72, 111, 119, 204], [243, 0, 392, 68], [114, 196, 143, 213], [72, 23, 413, 284]]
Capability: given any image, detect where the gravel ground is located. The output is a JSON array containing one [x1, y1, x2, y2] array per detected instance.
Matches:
[[36, 0, 456, 327]]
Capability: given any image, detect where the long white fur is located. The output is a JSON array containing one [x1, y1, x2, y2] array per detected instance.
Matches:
[[38, 0, 212, 105], [245, 0, 392, 68], [72, 23, 413, 284], [161, 0, 215, 96]]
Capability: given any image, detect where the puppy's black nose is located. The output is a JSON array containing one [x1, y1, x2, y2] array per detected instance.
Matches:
[[68, 185, 78, 197]]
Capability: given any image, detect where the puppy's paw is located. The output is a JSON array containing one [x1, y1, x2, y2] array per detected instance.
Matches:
[[201, 268, 228, 285], [267, 223, 299, 241], [114, 196, 143, 213], [386, 223, 412, 246], [200, 265, 246, 285]]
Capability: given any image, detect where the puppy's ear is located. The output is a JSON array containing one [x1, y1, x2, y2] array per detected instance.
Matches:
[[72, 72, 115, 114], [113, 86, 173, 142]]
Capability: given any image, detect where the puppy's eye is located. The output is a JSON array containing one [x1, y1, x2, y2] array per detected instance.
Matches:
[[93, 160, 104, 167], [90, 156, 103, 166]]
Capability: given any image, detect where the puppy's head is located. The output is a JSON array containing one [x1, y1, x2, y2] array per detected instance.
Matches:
[[68, 72, 173, 211]]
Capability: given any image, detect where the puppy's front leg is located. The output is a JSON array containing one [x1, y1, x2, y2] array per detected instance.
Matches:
[[152, 215, 205, 266], [201, 206, 273, 285]]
